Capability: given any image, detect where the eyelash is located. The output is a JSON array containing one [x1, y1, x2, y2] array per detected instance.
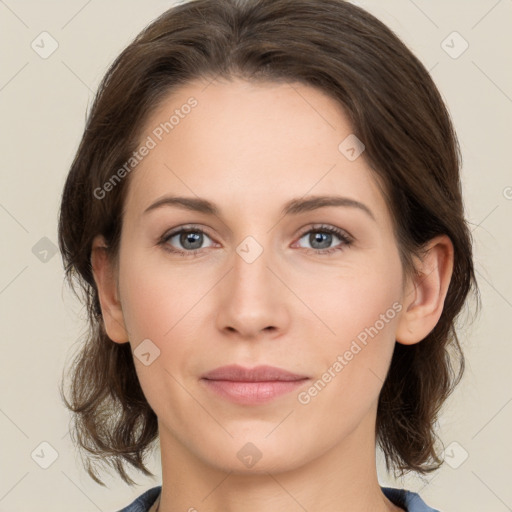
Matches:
[[158, 224, 353, 258]]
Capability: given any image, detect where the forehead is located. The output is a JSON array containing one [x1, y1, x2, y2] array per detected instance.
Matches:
[[124, 78, 389, 224]]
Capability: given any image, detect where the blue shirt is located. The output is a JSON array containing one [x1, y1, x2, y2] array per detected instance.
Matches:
[[116, 485, 440, 511]]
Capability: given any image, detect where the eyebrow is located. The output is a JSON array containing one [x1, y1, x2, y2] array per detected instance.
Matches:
[[143, 194, 375, 221]]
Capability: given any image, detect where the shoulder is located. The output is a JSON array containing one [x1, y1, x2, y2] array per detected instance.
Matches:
[[116, 484, 439, 512], [381, 486, 441, 512], [116, 485, 161, 512]]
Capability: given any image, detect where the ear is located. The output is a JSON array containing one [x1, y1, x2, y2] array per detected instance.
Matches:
[[90, 235, 129, 344], [395, 234, 454, 345]]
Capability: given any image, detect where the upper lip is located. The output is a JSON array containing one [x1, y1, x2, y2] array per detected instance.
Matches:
[[201, 364, 309, 382]]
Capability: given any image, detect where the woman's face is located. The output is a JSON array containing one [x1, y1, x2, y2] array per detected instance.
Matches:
[[114, 78, 409, 473]]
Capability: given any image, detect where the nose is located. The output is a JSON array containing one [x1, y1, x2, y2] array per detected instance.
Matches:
[[215, 241, 291, 340]]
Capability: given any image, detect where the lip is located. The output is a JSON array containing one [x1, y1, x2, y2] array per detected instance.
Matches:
[[200, 364, 310, 405], [202, 364, 308, 382]]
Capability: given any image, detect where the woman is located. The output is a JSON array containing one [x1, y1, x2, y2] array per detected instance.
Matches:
[[58, 0, 479, 510]]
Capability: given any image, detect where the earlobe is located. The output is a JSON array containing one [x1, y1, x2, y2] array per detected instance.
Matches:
[[395, 235, 454, 345], [90, 235, 129, 344]]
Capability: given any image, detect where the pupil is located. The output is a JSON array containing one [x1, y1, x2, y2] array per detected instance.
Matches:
[[311, 232, 331, 249], [181, 231, 202, 250], [178, 231, 333, 251]]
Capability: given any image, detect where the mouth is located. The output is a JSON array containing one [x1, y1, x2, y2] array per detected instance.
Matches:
[[200, 364, 310, 405]]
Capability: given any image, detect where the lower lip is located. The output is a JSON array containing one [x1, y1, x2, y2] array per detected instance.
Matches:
[[201, 378, 309, 405]]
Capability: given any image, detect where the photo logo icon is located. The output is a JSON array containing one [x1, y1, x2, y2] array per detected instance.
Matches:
[[31, 441, 59, 469], [31, 31, 59, 59], [338, 134, 365, 161], [441, 31, 469, 59], [442, 440, 469, 469], [32, 236, 58, 263], [236, 236, 263, 264], [237, 442, 262, 468], [134, 338, 161, 366]]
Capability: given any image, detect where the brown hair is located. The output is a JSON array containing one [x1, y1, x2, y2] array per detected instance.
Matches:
[[58, 0, 480, 485]]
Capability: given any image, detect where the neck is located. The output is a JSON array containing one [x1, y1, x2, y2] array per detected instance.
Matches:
[[155, 406, 403, 512]]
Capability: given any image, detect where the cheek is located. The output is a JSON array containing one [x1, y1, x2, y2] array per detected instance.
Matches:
[[118, 248, 207, 342], [121, 278, 175, 342], [294, 274, 402, 439], [336, 273, 401, 346], [300, 251, 403, 396], [117, 255, 206, 404], [300, 252, 403, 350]]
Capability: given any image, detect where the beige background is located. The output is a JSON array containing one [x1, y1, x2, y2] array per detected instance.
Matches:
[[1, 0, 511, 510]]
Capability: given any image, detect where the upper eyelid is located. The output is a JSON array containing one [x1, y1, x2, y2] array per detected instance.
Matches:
[[163, 224, 215, 240], [296, 224, 352, 239], [162, 223, 352, 245]]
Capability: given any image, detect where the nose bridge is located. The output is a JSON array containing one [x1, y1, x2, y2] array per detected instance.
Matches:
[[233, 236, 272, 295], [231, 234, 277, 309], [216, 232, 289, 337]]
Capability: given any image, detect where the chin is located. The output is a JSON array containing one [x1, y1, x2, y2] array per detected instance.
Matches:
[[196, 435, 310, 475]]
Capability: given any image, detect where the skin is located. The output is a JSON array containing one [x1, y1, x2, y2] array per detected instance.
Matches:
[[91, 78, 454, 512]]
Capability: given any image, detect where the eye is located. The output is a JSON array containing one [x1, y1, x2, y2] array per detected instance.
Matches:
[[294, 224, 353, 255], [159, 225, 216, 256], [158, 223, 353, 257]]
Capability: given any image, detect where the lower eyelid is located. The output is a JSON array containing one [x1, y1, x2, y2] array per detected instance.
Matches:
[[296, 226, 351, 242], [163, 230, 215, 248], [161, 225, 352, 254]]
